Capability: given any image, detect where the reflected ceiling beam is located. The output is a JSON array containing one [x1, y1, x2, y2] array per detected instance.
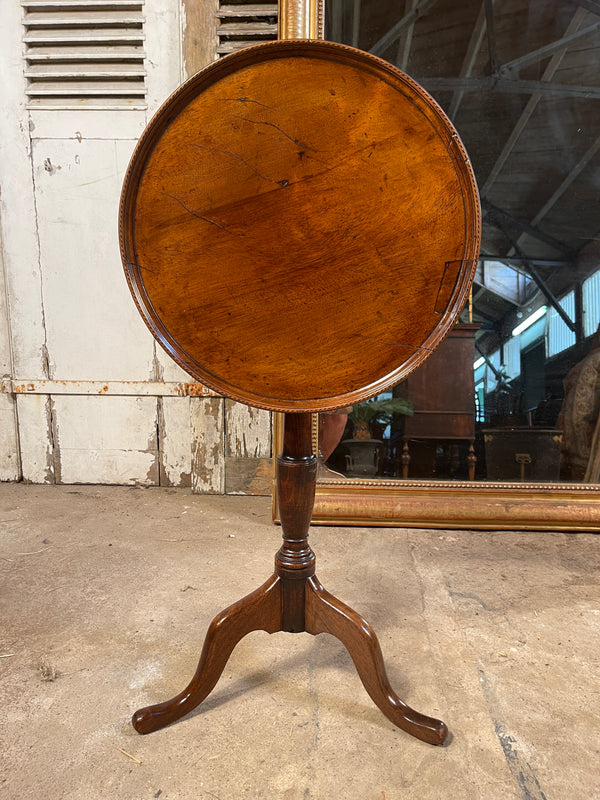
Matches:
[[577, 0, 600, 15], [369, 0, 440, 57], [530, 133, 600, 228], [395, 0, 418, 72], [522, 263, 577, 332], [351, 0, 361, 48], [475, 344, 504, 379], [480, 255, 571, 268], [485, 213, 577, 331], [448, 1, 488, 121], [484, 0, 497, 73], [419, 76, 600, 98], [505, 132, 600, 261], [480, 7, 588, 198], [502, 25, 600, 257], [483, 199, 573, 254], [498, 19, 600, 75]]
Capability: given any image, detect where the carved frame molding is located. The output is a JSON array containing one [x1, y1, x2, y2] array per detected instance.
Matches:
[[279, 0, 325, 40], [270, 0, 600, 532], [272, 414, 600, 531]]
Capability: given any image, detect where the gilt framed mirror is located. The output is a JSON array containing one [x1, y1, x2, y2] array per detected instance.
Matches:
[[274, 0, 600, 531]]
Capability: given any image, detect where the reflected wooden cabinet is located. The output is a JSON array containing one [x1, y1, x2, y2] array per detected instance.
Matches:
[[399, 323, 479, 480], [483, 427, 562, 482]]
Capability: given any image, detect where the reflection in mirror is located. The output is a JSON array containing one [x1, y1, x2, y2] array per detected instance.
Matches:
[[321, 0, 600, 487]]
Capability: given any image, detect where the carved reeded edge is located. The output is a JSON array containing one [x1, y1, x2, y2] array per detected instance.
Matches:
[[271, 414, 600, 532], [119, 39, 481, 414], [312, 479, 600, 532]]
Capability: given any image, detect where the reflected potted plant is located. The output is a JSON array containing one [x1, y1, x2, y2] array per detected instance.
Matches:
[[341, 397, 414, 477], [349, 397, 414, 439]]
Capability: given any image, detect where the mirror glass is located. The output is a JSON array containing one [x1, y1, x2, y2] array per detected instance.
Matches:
[[320, 0, 600, 487]]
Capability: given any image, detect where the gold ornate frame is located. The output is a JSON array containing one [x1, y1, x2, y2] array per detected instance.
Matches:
[[269, 0, 600, 532], [272, 415, 600, 531], [279, 0, 324, 39], [313, 476, 600, 532]]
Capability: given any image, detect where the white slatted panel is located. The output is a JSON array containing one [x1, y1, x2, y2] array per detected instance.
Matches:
[[22, 0, 146, 108], [583, 269, 600, 338], [546, 291, 576, 357], [217, 2, 277, 56], [503, 335, 521, 379]]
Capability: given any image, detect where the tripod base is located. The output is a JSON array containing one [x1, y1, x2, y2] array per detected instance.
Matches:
[[132, 571, 448, 746], [132, 414, 448, 746]]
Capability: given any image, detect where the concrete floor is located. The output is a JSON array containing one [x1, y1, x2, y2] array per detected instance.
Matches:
[[1, 484, 599, 800]]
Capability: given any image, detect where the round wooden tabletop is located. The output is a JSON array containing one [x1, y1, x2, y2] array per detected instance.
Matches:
[[120, 40, 480, 412]]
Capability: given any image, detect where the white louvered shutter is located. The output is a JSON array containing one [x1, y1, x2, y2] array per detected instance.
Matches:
[[22, 0, 146, 108], [217, 2, 278, 57]]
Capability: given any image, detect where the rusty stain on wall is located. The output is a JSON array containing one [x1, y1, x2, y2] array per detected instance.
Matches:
[[44, 396, 56, 484], [1, 378, 219, 397], [156, 395, 192, 488]]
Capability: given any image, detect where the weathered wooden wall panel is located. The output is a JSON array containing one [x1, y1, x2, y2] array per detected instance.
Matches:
[[32, 137, 156, 382], [190, 397, 225, 493], [0, 0, 273, 494], [0, 226, 21, 480], [159, 396, 193, 487], [160, 397, 274, 494], [224, 400, 273, 494], [153, 342, 192, 383], [0, 393, 20, 481], [145, 0, 185, 114], [52, 395, 159, 485], [15, 396, 55, 484], [225, 401, 272, 458], [182, 0, 219, 78], [0, 3, 48, 383]]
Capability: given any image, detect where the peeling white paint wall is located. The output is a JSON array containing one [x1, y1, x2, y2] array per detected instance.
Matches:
[[0, 224, 21, 481], [0, 0, 272, 492]]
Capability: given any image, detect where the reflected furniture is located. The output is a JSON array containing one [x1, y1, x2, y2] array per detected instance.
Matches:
[[483, 428, 562, 482], [119, 40, 480, 745], [308, 0, 600, 534], [399, 324, 479, 480]]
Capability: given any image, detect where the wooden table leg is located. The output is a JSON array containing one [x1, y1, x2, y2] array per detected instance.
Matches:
[[305, 575, 448, 745], [132, 574, 283, 734], [132, 411, 448, 745], [467, 440, 477, 480]]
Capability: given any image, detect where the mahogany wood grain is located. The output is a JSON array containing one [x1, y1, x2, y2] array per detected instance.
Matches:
[[120, 40, 480, 413]]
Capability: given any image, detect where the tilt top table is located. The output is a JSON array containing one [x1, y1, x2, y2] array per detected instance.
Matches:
[[119, 39, 480, 746]]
